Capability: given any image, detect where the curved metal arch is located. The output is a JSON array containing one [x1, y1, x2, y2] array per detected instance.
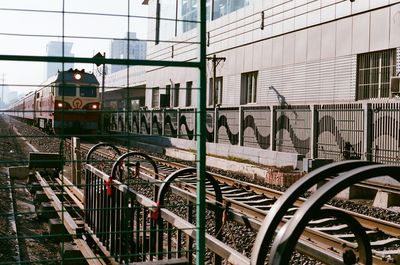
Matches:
[[156, 167, 223, 235], [251, 160, 373, 265], [269, 164, 399, 265], [110, 151, 159, 182], [85, 142, 121, 164], [157, 167, 222, 207], [155, 167, 224, 264]]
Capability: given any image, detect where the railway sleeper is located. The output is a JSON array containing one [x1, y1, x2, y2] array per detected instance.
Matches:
[[243, 198, 276, 205], [370, 238, 400, 249], [48, 218, 72, 242], [222, 191, 251, 197], [255, 205, 273, 211], [308, 217, 336, 226], [311, 224, 350, 234], [335, 230, 390, 242], [226, 194, 265, 201], [59, 242, 88, 265]]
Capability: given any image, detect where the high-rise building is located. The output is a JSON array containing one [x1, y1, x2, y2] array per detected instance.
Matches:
[[110, 32, 147, 73], [46, 41, 74, 78]]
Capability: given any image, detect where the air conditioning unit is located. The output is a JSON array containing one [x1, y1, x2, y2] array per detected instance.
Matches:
[[390, 76, 400, 98]]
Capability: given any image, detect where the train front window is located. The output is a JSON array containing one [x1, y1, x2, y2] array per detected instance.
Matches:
[[80, 86, 97, 97], [58, 85, 76, 97]]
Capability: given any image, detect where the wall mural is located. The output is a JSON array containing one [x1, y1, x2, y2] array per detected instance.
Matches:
[[276, 114, 310, 156], [164, 113, 178, 138], [140, 113, 150, 135], [372, 114, 400, 163], [131, 113, 139, 133], [152, 114, 162, 135], [217, 115, 239, 145], [206, 113, 214, 142], [179, 115, 195, 140], [318, 115, 362, 160], [242, 114, 270, 149], [108, 102, 400, 165]]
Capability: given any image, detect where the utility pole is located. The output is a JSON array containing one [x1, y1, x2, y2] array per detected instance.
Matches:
[[207, 54, 226, 108]]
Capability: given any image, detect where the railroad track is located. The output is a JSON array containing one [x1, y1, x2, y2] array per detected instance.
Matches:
[[4, 117, 400, 264], [71, 140, 400, 264]]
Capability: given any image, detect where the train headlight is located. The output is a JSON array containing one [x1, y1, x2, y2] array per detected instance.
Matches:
[[57, 102, 63, 108], [91, 104, 98, 109], [74, 73, 82, 80]]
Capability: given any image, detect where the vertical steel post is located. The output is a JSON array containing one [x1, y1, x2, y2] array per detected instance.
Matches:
[[71, 137, 81, 186], [270, 105, 277, 151], [101, 53, 106, 134], [310, 105, 319, 159], [239, 105, 243, 146], [196, 0, 207, 264], [363, 103, 372, 161]]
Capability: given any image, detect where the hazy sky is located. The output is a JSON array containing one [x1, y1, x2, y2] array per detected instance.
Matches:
[[0, 0, 148, 95]]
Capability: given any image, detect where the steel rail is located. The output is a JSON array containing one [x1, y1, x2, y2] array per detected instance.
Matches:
[[73, 141, 400, 264]]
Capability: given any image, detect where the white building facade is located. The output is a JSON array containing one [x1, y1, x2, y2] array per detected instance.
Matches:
[[144, 0, 400, 108]]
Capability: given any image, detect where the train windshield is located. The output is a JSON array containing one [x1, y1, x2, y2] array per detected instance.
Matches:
[[80, 86, 97, 97], [58, 84, 76, 97]]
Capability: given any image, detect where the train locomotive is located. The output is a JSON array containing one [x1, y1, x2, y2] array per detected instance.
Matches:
[[8, 69, 100, 134]]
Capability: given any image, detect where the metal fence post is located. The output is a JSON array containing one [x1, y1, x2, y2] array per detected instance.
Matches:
[[239, 106, 243, 146], [177, 108, 181, 138], [311, 105, 319, 159], [363, 103, 372, 161], [214, 107, 218, 143], [71, 137, 81, 186], [150, 110, 153, 135], [162, 109, 166, 136], [270, 105, 277, 151]]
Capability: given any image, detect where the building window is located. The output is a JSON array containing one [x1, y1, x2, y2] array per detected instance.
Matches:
[[208, 77, 223, 106], [241, 71, 257, 104], [152, 87, 160, 108], [212, 0, 249, 20], [172, 83, 180, 107], [176, 0, 249, 34], [186, 81, 192, 107], [356, 49, 397, 100]]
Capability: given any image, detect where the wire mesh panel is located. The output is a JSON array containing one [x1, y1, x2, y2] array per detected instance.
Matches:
[[242, 106, 271, 149], [179, 108, 196, 140], [206, 109, 215, 143], [0, 0, 210, 264], [217, 107, 240, 145], [164, 109, 178, 138], [275, 106, 311, 158], [371, 103, 400, 165], [140, 110, 151, 135], [317, 104, 364, 161]]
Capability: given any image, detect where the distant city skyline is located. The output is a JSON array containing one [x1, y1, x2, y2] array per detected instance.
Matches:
[[46, 41, 75, 79], [0, 0, 149, 95], [110, 32, 147, 73]]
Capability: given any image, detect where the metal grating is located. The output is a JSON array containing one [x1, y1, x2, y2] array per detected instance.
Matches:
[[0, 1, 209, 264]]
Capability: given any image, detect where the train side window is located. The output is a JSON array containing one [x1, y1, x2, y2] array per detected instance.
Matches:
[[36, 92, 40, 99]]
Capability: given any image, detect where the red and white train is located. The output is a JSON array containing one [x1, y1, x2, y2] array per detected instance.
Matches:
[[8, 69, 100, 134]]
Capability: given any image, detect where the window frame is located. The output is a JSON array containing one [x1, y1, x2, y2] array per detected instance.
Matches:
[[241, 71, 257, 104], [356, 49, 397, 100], [185, 81, 193, 107], [208, 76, 223, 106]]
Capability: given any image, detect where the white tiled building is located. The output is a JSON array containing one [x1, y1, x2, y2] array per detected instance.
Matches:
[[109, 0, 400, 109]]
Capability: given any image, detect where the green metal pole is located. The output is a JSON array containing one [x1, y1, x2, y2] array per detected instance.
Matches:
[[196, 0, 207, 264]]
